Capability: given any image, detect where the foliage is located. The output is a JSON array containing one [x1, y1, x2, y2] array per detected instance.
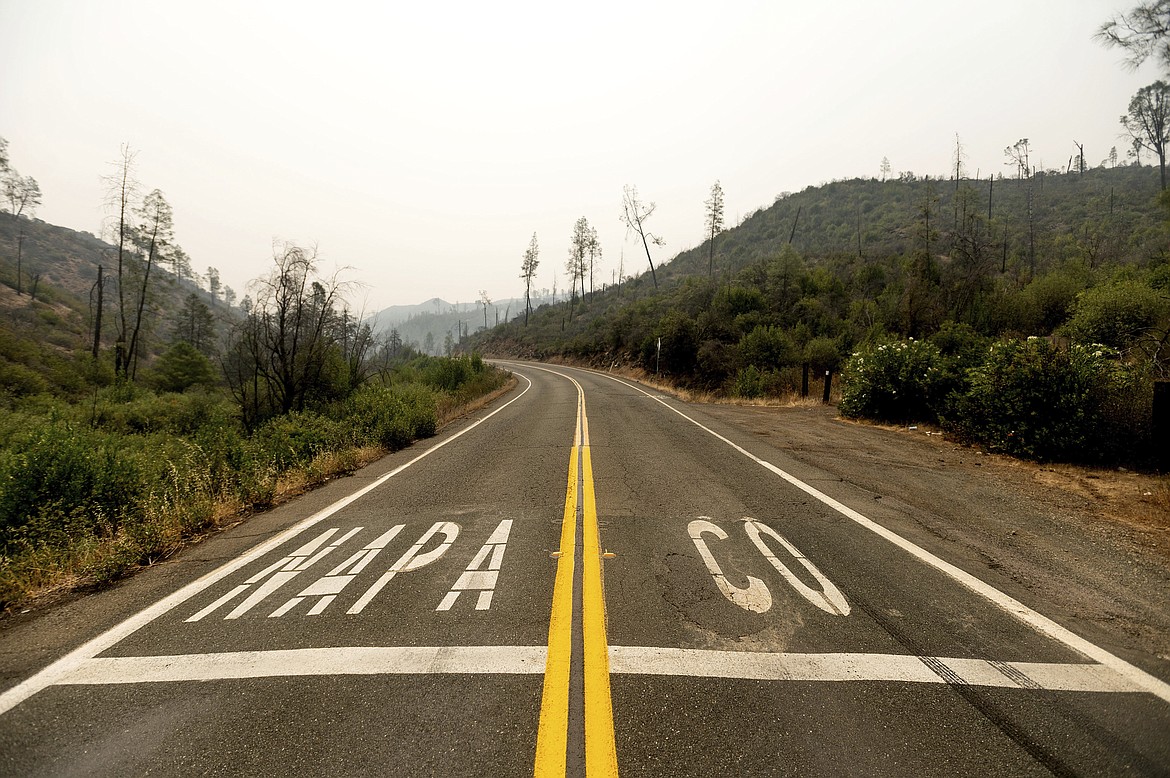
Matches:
[[948, 340, 1126, 462], [0, 353, 507, 608], [222, 243, 373, 427], [839, 339, 946, 422], [151, 341, 217, 392], [1063, 278, 1169, 363]]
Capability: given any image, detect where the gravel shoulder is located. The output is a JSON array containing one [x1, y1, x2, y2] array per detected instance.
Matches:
[[697, 399, 1170, 672]]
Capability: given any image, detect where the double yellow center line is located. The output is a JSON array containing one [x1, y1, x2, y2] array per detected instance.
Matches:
[[535, 376, 619, 777]]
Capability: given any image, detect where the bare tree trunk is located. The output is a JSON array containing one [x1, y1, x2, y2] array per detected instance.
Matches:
[[14, 225, 25, 295], [111, 148, 134, 378], [128, 236, 158, 379], [638, 231, 658, 288], [92, 265, 104, 359]]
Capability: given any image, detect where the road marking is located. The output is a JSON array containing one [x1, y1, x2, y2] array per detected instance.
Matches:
[[348, 521, 459, 614], [607, 648, 1148, 693], [0, 373, 534, 718], [581, 445, 618, 777], [744, 519, 850, 616], [528, 367, 619, 778], [688, 519, 772, 613], [437, 519, 513, 611], [534, 445, 577, 775], [587, 369, 1170, 705], [50, 645, 1143, 695], [225, 526, 362, 620], [60, 646, 547, 682]]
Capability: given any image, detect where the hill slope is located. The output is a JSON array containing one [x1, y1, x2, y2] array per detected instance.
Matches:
[[0, 215, 237, 396], [472, 165, 1169, 382]]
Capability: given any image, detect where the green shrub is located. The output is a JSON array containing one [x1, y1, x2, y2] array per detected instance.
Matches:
[[947, 339, 1117, 461], [739, 325, 798, 370], [0, 421, 145, 548], [251, 412, 350, 471], [839, 339, 944, 422], [151, 342, 218, 393], [423, 357, 474, 392], [733, 365, 764, 398], [1064, 280, 1167, 351], [334, 384, 437, 450]]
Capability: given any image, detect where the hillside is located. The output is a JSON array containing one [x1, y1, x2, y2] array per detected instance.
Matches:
[[0, 215, 238, 397], [472, 165, 1169, 383]]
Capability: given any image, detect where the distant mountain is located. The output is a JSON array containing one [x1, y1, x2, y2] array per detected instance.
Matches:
[[372, 294, 562, 354], [372, 298, 477, 327]]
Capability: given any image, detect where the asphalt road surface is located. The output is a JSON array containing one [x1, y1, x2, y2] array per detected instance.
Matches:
[[1, 363, 1168, 776]]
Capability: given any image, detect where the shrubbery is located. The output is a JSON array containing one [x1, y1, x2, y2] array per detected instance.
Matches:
[[841, 335, 1155, 465], [839, 339, 946, 422], [949, 340, 1149, 462], [0, 355, 508, 607]]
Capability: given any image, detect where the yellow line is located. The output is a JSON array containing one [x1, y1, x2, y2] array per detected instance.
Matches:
[[534, 446, 577, 776], [535, 376, 618, 777], [581, 444, 619, 776]]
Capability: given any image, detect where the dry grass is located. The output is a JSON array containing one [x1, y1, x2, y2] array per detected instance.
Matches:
[[436, 376, 518, 427], [859, 418, 1170, 554], [585, 363, 830, 408], [1, 384, 513, 613], [1032, 464, 1170, 535]]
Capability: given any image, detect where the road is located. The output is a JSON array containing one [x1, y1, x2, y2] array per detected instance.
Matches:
[[1, 362, 1168, 776]]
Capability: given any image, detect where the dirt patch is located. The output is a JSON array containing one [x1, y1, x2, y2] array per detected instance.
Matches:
[[688, 399, 1170, 667]]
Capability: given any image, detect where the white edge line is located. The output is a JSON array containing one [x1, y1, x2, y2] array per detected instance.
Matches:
[[62, 646, 549, 683], [554, 365, 1170, 705], [53, 645, 1143, 695], [0, 373, 533, 716]]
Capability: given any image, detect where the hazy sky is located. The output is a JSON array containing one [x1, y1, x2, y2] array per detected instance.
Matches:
[[0, 1, 1162, 312]]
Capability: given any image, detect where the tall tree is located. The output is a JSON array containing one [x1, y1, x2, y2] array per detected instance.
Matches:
[[621, 185, 664, 288], [521, 232, 539, 326], [102, 144, 138, 378], [173, 292, 216, 355], [90, 265, 105, 359], [704, 180, 725, 280], [206, 266, 222, 299], [2, 169, 41, 296], [1096, 1, 1170, 74], [1004, 138, 1031, 180], [1121, 81, 1170, 189], [222, 243, 348, 426], [127, 189, 174, 378], [567, 216, 590, 316], [879, 156, 891, 182], [587, 225, 601, 300], [479, 289, 491, 330]]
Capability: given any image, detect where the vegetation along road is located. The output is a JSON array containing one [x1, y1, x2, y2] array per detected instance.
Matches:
[[0, 363, 1167, 776]]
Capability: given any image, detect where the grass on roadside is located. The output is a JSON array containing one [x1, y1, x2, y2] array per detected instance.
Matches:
[[0, 360, 512, 612]]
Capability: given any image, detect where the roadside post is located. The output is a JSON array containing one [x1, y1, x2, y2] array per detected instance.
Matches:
[[1155, 380, 1169, 472], [822, 369, 832, 404]]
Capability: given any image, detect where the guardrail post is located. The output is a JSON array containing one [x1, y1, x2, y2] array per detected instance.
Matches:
[[1155, 380, 1169, 472]]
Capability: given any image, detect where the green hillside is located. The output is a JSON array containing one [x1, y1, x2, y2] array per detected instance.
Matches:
[[0, 214, 234, 397], [475, 166, 1168, 369], [473, 166, 1169, 467]]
